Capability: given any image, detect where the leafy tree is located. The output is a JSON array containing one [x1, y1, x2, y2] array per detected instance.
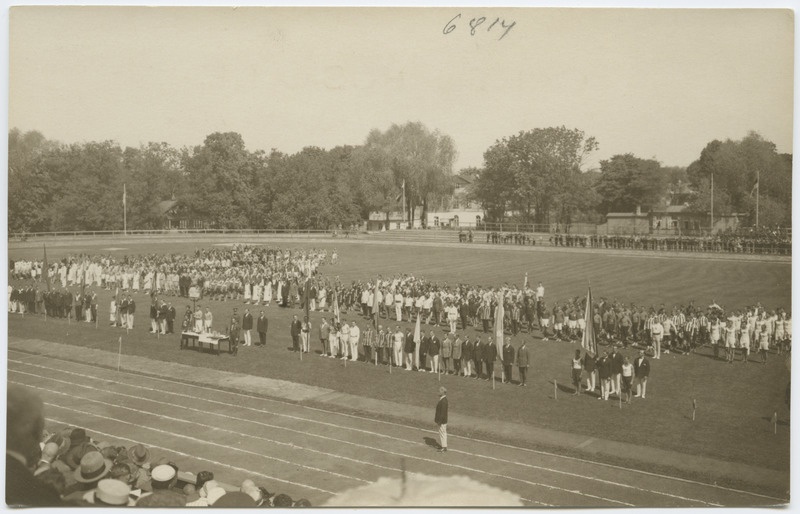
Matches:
[[595, 154, 667, 214], [364, 122, 456, 227], [478, 126, 598, 224], [687, 132, 791, 226], [8, 129, 59, 233], [182, 132, 258, 229], [121, 142, 184, 229]]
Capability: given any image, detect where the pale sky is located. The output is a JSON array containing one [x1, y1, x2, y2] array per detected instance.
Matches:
[[8, 7, 794, 171]]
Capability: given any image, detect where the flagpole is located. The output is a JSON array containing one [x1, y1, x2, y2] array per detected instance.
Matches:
[[402, 180, 406, 229], [756, 169, 759, 228], [123, 183, 127, 236], [710, 172, 714, 233]]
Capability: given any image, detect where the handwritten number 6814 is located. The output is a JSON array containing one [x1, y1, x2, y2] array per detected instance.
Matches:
[[443, 13, 516, 40]]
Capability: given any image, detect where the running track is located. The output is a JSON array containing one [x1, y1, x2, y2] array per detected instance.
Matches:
[[9, 350, 786, 507]]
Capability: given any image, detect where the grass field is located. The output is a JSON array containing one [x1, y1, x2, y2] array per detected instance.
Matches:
[[7, 240, 792, 475]]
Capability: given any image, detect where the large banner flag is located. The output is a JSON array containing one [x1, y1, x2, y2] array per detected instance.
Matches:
[[42, 244, 51, 291], [413, 312, 421, 368], [581, 287, 597, 355], [333, 288, 340, 323], [495, 292, 504, 357]]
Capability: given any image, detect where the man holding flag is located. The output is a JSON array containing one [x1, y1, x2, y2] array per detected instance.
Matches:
[[581, 286, 598, 356]]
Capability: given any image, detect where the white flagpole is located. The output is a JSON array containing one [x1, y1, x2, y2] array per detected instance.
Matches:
[[402, 179, 406, 229], [117, 336, 123, 372], [756, 169, 760, 228], [123, 183, 127, 235]]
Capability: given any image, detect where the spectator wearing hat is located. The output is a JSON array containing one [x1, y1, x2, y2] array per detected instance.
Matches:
[[62, 451, 113, 502], [294, 498, 312, 507], [205, 485, 228, 506], [273, 493, 294, 508], [214, 491, 257, 508], [6, 385, 63, 507], [83, 478, 134, 506], [109, 462, 136, 490], [195, 470, 214, 493], [186, 479, 219, 507], [139, 464, 187, 506], [63, 428, 97, 470], [126, 443, 153, 492]]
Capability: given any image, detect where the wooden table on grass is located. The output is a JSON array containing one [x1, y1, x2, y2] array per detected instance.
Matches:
[[180, 331, 233, 355]]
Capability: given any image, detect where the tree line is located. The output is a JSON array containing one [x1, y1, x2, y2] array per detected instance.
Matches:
[[8, 124, 791, 233]]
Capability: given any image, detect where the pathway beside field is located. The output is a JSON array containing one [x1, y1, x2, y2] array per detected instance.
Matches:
[[8, 338, 789, 507]]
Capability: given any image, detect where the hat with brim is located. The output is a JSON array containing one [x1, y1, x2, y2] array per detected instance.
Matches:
[[74, 451, 112, 483], [213, 491, 256, 508], [91, 479, 132, 506], [127, 443, 150, 466]]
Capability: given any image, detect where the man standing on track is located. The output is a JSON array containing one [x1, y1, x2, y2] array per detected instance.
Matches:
[[434, 386, 448, 453]]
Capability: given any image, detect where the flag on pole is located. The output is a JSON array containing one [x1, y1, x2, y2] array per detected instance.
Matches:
[[523, 272, 528, 290], [304, 277, 311, 322], [581, 286, 597, 355], [413, 312, 421, 369], [123, 183, 127, 208], [333, 289, 340, 324], [395, 180, 406, 202], [42, 244, 51, 291], [495, 293, 504, 357], [749, 180, 759, 197]]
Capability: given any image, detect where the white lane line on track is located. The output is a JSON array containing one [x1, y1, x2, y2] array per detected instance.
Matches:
[[10, 354, 785, 503], [12, 380, 365, 487], [13, 369, 636, 506], [15, 375, 549, 506], [42, 416, 337, 496]]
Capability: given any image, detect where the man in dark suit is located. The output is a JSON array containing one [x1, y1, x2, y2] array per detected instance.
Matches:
[[434, 386, 448, 453], [484, 338, 497, 381], [127, 295, 136, 329], [166, 303, 176, 334], [516, 339, 530, 386], [473, 337, 484, 378], [7, 386, 63, 507], [419, 332, 431, 372], [256, 311, 268, 346], [290, 315, 302, 352], [633, 349, 651, 399], [502, 338, 515, 383]]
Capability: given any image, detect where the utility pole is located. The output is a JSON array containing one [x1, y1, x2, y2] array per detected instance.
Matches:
[[710, 173, 714, 234], [401, 179, 406, 229], [756, 168, 760, 228]]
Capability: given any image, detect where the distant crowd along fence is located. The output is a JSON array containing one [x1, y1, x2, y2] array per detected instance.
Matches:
[[9, 228, 338, 241], [450, 227, 791, 256]]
